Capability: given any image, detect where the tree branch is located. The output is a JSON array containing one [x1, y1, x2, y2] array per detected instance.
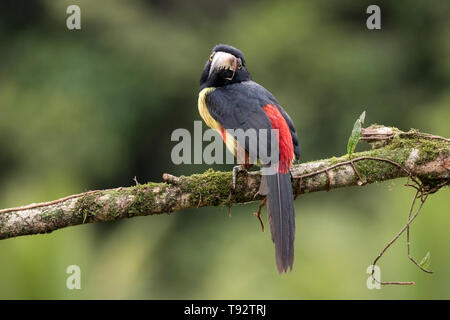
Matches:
[[0, 125, 448, 240]]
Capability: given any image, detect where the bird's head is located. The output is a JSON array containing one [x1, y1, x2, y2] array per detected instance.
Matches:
[[200, 44, 251, 89]]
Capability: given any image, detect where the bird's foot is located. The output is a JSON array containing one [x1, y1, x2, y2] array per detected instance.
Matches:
[[232, 165, 245, 190]]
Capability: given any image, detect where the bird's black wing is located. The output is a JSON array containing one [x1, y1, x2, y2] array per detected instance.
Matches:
[[250, 82, 300, 161], [208, 81, 300, 161], [205, 81, 277, 165]]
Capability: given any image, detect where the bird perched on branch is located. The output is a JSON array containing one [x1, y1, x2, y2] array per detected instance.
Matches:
[[198, 44, 300, 273]]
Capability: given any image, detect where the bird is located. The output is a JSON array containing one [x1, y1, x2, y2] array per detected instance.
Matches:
[[198, 44, 300, 273]]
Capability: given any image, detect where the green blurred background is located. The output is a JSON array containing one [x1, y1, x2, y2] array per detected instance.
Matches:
[[0, 0, 449, 299]]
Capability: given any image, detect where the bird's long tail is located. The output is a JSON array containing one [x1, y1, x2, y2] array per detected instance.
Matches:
[[263, 172, 295, 273]]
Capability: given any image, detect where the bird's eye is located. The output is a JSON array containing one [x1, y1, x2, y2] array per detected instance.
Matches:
[[237, 58, 243, 70], [209, 54, 214, 61]]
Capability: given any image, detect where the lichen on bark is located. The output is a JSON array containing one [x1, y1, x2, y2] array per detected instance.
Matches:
[[0, 125, 448, 240]]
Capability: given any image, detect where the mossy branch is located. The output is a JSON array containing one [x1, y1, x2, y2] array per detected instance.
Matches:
[[0, 125, 448, 240]]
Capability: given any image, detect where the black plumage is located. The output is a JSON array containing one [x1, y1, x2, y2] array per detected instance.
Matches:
[[198, 44, 300, 273]]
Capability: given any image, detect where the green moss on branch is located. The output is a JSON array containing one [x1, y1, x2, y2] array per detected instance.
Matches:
[[0, 126, 448, 240]]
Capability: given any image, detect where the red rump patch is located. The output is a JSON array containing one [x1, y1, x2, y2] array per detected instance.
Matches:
[[262, 104, 294, 173]]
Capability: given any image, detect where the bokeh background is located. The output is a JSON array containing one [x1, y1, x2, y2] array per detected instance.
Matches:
[[0, 0, 449, 299]]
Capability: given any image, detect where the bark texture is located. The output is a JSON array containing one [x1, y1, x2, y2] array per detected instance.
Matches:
[[0, 125, 448, 240]]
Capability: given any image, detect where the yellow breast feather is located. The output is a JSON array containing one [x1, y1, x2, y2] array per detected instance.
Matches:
[[198, 87, 237, 156]]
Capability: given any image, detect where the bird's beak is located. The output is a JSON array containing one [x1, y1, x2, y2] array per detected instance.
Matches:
[[209, 51, 238, 80]]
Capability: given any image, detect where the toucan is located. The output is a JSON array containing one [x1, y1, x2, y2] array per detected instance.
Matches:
[[198, 44, 300, 273]]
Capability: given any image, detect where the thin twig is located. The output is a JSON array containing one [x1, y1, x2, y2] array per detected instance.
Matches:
[[294, 176, 303, 200], [253, 198, 267, 232], [325, 169, 331, 191], [292, 155, 422, 188], [197, 193, 202, 208], [380, 281, 415, 286], [401, 132, 450, 143], [350, 161, 365, 186], [406, 191, 434, 274], [226, 192, 233, 218], [370, 187, 429, 286]]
